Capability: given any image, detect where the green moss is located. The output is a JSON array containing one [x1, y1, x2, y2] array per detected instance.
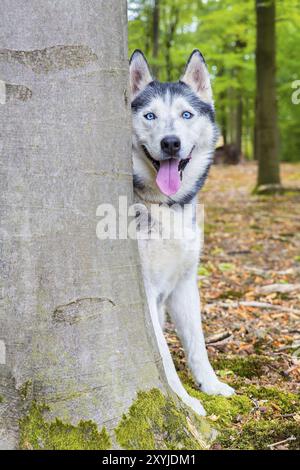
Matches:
[[217, 385, 300, 449], [252, 243, 264, 252], [198, 265, 212, 277], [247, 385, 300, 415], [18, 380, 32, 401], [220, 419, 300, 450], [0, 395, 3, 403], [252, 184, 284, 196], [218, 290, 244, 300], [218, 262, 235, 272], [212, 355, 273, 379], [180, 368, 300, 450], [115, 388, 213, 450], [19, 403, 111, 450], [204, 223, 216, 236], [183, 384, 252, 427]]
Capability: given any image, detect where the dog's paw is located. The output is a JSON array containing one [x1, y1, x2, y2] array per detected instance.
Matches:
[[182, 394, 206, 416], [199, 379, 235, 397]]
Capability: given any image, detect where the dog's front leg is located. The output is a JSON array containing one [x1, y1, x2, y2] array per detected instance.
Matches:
[[144, 282, 206, 416], [167, 272, 235, 397]]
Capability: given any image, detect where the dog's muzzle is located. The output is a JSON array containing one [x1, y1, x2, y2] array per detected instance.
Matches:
[[142, 145, 193, 179]]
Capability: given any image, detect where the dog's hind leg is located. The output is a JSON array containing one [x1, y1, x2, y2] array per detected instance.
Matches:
[[167, 272, 235, 397], [144, 283, 206, 416]]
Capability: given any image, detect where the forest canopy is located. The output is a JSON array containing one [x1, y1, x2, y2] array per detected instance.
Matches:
[[128, 0, 300, 162]]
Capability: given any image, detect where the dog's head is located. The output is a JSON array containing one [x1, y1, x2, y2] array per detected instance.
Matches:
[[129, 50, 218, 204]]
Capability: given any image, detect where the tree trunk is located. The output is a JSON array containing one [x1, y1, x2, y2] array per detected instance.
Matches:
[[0, 0, 196, 450], [227, 86, 235, 144], [217, 86, 227, 146], [164, 6, 179, 81], [236, 97, 243, 157], [255, 0, 281, 187], [152, 0, 160, 78], [0, 0, 213, 452]]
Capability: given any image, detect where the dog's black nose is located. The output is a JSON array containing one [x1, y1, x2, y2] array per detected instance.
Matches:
[[161, 135, 181, 156]]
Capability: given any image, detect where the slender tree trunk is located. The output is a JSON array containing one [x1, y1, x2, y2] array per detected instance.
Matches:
[[255, 0, 281, 187], [152, 0, 160, 77], [218, 89, 227, 145], [236, 97, 243, 157], [164, 6, 179, 81], [221, 112, 228, 146], [227, 86, 235, 144], [0, 0, 172, 450], [245, 96, 252, 159]]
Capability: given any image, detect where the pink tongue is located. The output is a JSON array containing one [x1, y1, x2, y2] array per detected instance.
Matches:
[[156, 159, 181, 196]]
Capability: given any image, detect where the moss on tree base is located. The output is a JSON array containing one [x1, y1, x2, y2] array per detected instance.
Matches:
[[252, 184, 284, 195], [19, 403, 111, 450], [19, 389, 215, 450], [18, 353, 300, 450], [115, 388, 214, 450]]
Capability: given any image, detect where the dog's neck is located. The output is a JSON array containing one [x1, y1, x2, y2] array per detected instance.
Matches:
[[134, 184, 172, 206]]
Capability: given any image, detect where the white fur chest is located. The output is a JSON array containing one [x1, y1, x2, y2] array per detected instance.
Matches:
[[136, 203, 201, 299]]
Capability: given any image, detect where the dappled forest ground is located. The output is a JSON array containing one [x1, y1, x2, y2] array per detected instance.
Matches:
[[166, 163, 300, 450]]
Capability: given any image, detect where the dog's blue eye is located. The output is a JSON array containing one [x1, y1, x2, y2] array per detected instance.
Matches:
[[144, 112, 156, 121], [182, 111, 193, 119]]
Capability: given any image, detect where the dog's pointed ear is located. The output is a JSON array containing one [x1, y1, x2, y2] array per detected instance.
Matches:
[[129, 50, 153, 100], [181, 50, 213, 103]]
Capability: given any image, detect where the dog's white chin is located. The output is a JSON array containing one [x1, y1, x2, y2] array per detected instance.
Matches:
[[133, 146, 212, 204]]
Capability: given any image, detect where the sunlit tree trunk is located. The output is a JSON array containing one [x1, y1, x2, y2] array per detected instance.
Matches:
[[255, 0, 281, 188]]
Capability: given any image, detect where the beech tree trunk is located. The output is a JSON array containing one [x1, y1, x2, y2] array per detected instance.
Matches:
[[0, 0, 167, 449], [255, 0, 281, 187]]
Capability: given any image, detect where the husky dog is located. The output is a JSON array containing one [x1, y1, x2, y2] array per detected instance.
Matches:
[[129, 50, 234, 415]]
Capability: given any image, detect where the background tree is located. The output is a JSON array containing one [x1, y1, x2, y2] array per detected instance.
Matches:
[[0, 0, 210, 450], [255, 0, 281, 189], [152, 0, 160, 76], [128, 0, 300, 164]]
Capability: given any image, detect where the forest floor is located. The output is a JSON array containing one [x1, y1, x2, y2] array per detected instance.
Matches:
[[166, 162, 300, 450]]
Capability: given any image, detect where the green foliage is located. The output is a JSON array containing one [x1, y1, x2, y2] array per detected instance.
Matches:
[[128, 0, 300, 161], [277, 1, 300, 161]]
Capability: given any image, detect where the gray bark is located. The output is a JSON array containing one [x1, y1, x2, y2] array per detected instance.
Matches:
[[0, 0, 165, 449]]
